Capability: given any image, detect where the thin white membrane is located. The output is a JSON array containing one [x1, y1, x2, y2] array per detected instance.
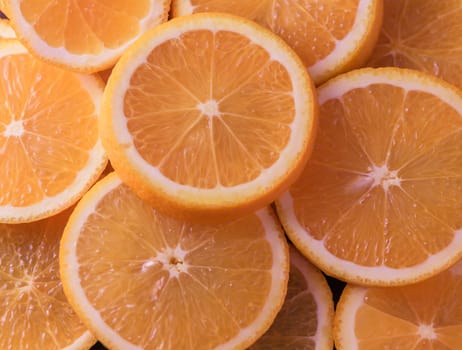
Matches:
[[107, 14, 315, 206], [289, 247, 333, 349], [335, 287, 367, 350], [309, 0, 378, 81]]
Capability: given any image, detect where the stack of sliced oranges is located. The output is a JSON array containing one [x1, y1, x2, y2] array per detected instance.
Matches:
[[1, 0, 462, 349]]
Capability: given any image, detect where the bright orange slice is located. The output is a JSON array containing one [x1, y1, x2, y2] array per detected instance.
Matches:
[[60, 172, 289, 350], [250, 245, 334, 350], [101, 13, 317, 221], [5, 0, 170, 73], [276, 67, 462, 286], [172, 0, 383, 84], [0, 209, 95, 349], [335, 259, 462, 350], [368, 0, 462, 90], [0, 40, 107, 223]]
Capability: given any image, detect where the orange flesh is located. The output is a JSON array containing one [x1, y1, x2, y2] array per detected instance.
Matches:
[[0, 211, 89, 349], [19, 0, 151, 53], [356, 269, 462, 349], [0, 53, 98, 206], [291, 83, 462, 267], [76, 183, 276, 349], [368, 0, 462, 90], [249, 263, 317, 349], [124, 29, 295, 188], [187, 0, 359, 67]]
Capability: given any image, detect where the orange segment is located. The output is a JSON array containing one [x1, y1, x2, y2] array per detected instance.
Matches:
[[334, 259, 462, 350], [172, 0, 383, 84], [368, 0, 462, 90], [6, 0, 170, 72], [249, 245, 334, 350], [276, 67, 462, 286], [60, 173, 289, 350], [0, 40, 106, 223], [101, 13, 317, 221], [0, 209, 95, 349]]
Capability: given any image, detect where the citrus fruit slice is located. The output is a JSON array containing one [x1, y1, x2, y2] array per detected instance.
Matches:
[[101, 13, 317, 222], [60, 172, 290, 350], [249, 245, 334, 350], [276, 67, 462, 286], [171, 0, 383, 84], [5, 0, 170, 73], [0, 40, 107, 223], [334, 259, 462, 350], [0, 18, 15, 39], [368, 0, 462, 90], [0, 209, 96, 349]]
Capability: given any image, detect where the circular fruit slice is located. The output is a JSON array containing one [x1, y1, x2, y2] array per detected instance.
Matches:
[[0, 40, 107, 223], [335, 259, 462, 350], [249, 245, 334, 350], [5, 0, 170, 73], [276, 67, 462, 286], [171, 0, 383, 85], [0, 209, 96, 349], [368, 0, 462, 90], [101, 13, 317, 222], [60, 172, 289, 350]]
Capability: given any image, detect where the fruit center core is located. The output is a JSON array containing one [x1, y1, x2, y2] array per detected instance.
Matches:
[[154, 247, 188, 278], [197, 100, 220, 117], [370, 165, 401, 191], [418, 324, 436, 340], [4, 120, 24, 137]]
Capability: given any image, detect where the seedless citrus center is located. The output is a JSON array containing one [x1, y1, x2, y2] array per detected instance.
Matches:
[[4, 120, 24, 137], [418, 324, 436, 340], [197, 99, 220, 117], [370, 164, 400, 191]]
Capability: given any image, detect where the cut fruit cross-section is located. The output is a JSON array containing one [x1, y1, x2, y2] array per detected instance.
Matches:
[[60, 172, 290, 350], [0, 40, 107, 223], [101, 13, 317, 222], [368, 0, 462, 90], [171, 0, 383, 84], [276, 67, 462, 286], [6, 0, 170, 73], [249, 245, 334, 350], [0, 208, 96, 350], [335, 259, 462, 350]]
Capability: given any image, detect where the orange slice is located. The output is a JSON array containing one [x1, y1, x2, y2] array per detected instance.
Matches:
[[0, 209, 95, 349], [5, 0, 170, 73], [171, 0, 383, 84], [60, 172, 289, 350], [0, 18, 15, 39], [0, 40, 107, 223], [334, 259, 462, 350], [250, 245, 334, 350], [101, 13, 317, 221], [276, 67, 462, 286], [368, 0, 462, 90]]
